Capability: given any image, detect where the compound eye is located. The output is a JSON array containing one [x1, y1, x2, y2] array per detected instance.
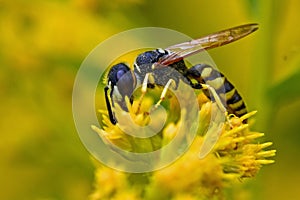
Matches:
[[108, 63, 131, 85], [116, 69, 126, 80], [107, 63, 136, 101]]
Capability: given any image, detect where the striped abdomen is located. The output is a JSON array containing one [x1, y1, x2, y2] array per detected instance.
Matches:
[[187, 64, 247, 118]]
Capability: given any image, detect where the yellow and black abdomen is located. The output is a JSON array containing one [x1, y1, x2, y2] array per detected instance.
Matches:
[[187, 64, 247, 118]]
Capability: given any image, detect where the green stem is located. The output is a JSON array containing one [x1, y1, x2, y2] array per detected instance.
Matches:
[[249, 1, 275, 131]]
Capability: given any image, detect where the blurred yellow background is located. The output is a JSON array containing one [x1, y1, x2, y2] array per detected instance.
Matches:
[[1, 0, 300, 199]]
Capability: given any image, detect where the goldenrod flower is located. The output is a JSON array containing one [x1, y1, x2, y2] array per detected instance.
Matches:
[[90, 89, 275, 200]]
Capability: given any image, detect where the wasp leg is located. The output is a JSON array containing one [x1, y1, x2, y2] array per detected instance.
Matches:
[[136, 73, 154, 114], [201, 83, 234, 125], [154, 79, 176, 109], [201, 84, 226, 113]]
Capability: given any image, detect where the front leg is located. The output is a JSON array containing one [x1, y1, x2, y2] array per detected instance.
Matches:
[[136, 72, 154, 114]]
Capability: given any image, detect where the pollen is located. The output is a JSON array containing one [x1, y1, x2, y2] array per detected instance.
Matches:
[[90, 87, 275, 200]]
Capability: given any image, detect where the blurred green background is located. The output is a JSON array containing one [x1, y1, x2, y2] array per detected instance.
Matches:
[[1, 0, 300, 199]]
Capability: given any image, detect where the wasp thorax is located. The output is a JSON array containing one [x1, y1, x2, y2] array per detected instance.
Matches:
[[134, 49, 170, 81], [135, 49, 168, 66]]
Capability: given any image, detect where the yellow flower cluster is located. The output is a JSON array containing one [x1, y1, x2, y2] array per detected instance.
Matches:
[[91, 90, 275, 200]]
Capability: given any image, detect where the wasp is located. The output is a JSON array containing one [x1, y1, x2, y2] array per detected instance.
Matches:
[[104, 24, 258, 124]]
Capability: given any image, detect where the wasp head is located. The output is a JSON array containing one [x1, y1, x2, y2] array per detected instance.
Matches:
[[105, 63, 137, 124]]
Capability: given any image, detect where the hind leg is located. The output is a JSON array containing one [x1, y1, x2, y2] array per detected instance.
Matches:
[[186, 65, 232, 124]]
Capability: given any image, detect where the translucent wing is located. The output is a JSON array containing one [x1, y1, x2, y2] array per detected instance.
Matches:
[[157, 23, 258, 66]]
